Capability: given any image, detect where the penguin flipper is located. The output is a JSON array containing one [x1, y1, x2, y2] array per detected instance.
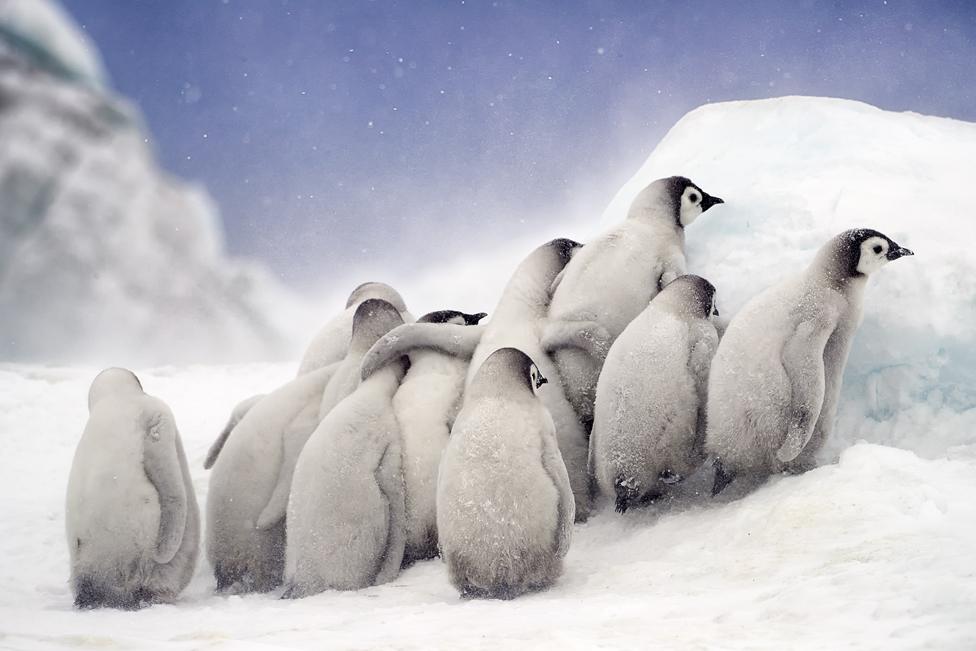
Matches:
[[711, 458, 735, 497], [255, 367, 339, 530], [541, 320, 612, 361], [361, 323, 484, 380], [540, 426, 575, 556], [142, 407, 188, 565], [548, 266, 569, 297], [204, 393, 265, 469], [372, 437, 407, 585], [254, 420, 305, 531], [776, 320, 831, 464]]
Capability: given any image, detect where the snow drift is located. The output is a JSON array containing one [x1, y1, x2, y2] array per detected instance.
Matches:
[[1, 364, 974, 649], [614, 96, 976, 461], [0, 0, 304, 365]]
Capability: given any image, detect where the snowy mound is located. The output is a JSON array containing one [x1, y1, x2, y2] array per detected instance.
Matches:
[[407, 97, 976, 461], [608, 97, 976, 460], [0, 5, 305, 365], [0, 0, 105, 86]]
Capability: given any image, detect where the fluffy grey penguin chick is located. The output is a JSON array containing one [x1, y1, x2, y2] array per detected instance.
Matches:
[[208, 281, 411, 472], [297, 281, 411, 376], [545, 176, 723, 431], [283, 300, 408, 596], [591, 275, 720, 513], [361, 239, 597, 522], [437, 347, 575, 600], [359, 309, 488, 564], [318, 297, 408, 419], [467, 237, 599, 522], [705, 228, 914, 496], [205, 363, 338, 593], [66, 368, 199, 609], [203, 393, 265, 469]]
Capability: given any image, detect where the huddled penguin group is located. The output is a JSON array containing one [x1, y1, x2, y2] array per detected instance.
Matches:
[[64, 176, 914, 608]]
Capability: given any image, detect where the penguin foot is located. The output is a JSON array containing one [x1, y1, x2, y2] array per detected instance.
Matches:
[[280, 583, 305, 600], [659, 469, 683, 485], [614, 476, 640, 513], [711, 459, 735, 497]]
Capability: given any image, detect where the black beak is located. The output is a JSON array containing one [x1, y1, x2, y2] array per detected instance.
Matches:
[[886, 246, 914, 261], [535, 374, 548, 389], [712, 306, 720, 317], [467, 312, 488, 325], [700, 193, 724, 212]]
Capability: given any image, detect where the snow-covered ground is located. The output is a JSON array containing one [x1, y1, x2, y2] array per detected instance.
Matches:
[[1, 363, 974, 650]]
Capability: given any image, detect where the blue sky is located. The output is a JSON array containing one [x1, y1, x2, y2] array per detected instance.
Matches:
[[61, 0, 976, 288]]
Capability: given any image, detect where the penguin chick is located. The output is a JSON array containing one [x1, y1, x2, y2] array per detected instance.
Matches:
[[591, 275, 720, 513], [705, 228, 914, 496]]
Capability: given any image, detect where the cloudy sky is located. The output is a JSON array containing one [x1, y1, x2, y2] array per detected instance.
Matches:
[[61, 0, 976, 290]]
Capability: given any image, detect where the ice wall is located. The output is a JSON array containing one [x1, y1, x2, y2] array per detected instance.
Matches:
[[607, 96, 976, 458], [0, 0, 304, 364]]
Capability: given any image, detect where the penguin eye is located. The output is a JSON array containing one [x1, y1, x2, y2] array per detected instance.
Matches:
[[873, 245, 882, 254], [689, 193, 699, 203]]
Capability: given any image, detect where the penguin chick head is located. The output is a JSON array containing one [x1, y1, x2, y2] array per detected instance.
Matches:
[[469, 347, 546, 399], [345, 281, 408, 313], [350, 298, 405, 353], [546, 237, 584, 266], [828, 229, 914, 279], [658, 274, 719, 320], [418, 310, 488, 325], [629, 176, 724, 228], [88, 367, 143, 411]]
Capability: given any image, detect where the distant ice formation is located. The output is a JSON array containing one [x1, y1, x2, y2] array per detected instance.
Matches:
[[0, 0, 303, 364]]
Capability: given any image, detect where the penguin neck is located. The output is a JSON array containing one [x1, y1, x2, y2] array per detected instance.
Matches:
[[657, 294, 706, 320], [467, 366, 534, 403], [498, 254, 563, 319], [628, 210, 684, 242], [627, 190, 683, 233], [811, 246, 869, 297], [369, 358, 408, 393]]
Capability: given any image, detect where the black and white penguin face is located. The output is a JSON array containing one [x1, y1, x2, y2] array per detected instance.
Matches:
[[709, 294, 720, 319], [418, 310, 488, 325], [855, 234, 915, 275], [677, 183, 724, 227], [529, 364, 548, 394]]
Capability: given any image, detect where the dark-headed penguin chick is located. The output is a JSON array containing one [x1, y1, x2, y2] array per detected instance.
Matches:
[[206, 364, 341, 593], [544, 176, 724, 432], [318, 298, 407, 419], [591, 275, 721, 513], [706, 229, 914, 496], [466, 238, 597, 521], [437, 348, 574, 599], [358, 308, 489, 564], [283, 300, 408, 596]]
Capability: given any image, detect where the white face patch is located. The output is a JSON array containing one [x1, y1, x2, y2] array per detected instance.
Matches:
[[529, 364, 547, 394], [856, 236, 891, 275], [678, 185, 704, 227]]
